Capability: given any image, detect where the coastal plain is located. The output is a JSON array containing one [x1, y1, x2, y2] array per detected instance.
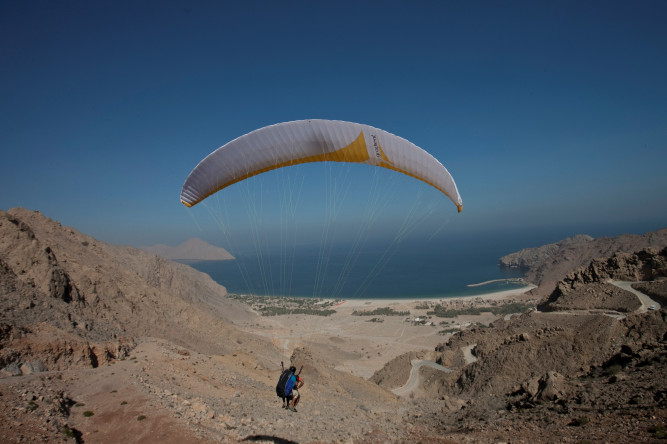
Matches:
[[232, 286, 537, 380]]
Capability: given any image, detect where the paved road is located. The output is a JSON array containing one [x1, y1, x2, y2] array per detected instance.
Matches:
[[392, 359, 453, 397], [609, 280, 661, 313]]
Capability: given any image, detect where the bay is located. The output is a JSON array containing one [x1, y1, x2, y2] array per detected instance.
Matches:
[[188, 234, 528, 299]]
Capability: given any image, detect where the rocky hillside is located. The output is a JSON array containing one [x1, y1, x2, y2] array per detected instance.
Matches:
[[499, 228, 667, 297], [371, 244, 667, 443], [371, 306, 666, 442], [418, 309, 667, 443], [0, 207, 264, 374], [0, 208, 415, 444], [634, 280, 667, 306]]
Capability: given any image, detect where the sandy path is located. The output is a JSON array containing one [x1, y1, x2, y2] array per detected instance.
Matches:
[[461, 344, 478, 364]]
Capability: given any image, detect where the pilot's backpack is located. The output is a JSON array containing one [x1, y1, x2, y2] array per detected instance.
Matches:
[[276, 369, 295, 398]]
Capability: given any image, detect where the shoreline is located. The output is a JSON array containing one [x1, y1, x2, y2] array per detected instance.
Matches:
[[466, 278, 525, 287], [329, 284, 537, 309]]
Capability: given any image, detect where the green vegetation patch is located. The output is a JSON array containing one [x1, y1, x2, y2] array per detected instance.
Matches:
[[259, 306, 336, 316], [83, 411, 94, 417], [427, 302, 533, 318], [352, 307, 409, 316], [229, 294, 340, 316], [62, 426, 76, 438]]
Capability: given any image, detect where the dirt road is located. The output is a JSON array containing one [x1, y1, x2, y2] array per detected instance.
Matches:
[[391, 360, 452, 397], [609, 280, 661, 312]]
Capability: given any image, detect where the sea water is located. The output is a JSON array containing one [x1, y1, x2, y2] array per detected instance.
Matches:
[[188, 234, 528, 300]]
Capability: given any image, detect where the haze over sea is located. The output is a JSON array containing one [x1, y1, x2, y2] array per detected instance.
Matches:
[[189, 232, 536, 300]]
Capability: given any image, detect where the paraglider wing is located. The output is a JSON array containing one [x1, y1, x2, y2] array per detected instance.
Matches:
[[180, 120, 463, 212]]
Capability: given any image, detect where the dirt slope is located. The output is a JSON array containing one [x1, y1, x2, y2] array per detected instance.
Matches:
[[0, 208, 419, 443]]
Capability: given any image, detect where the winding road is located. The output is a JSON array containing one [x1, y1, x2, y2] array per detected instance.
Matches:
[[609, 280, 661, 312], [392, 281, 661, 397], [391, 359, 453, 396], [532, 280, 661, 319]]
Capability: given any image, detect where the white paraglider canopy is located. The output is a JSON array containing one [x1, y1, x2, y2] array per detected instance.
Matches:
[[181, 119, 462, 213]]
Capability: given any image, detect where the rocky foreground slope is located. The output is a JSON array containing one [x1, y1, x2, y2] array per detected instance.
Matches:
[[0, 208, 411, 443], [407, 308, 667, 443], [373, 246, 667, 443]]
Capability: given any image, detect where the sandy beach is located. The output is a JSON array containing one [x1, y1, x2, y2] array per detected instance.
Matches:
[[335, 284, 537, 309], [234, 284, 537, 379]]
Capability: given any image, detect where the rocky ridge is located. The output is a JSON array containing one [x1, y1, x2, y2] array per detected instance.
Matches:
[[140, 238, 234, 261], [499, 234, 594, 269], [499, 228, 667, 298], [419, 309, 667, 443]]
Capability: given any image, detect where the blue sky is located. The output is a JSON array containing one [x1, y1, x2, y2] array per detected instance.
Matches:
[[1, 1, 666, 253]]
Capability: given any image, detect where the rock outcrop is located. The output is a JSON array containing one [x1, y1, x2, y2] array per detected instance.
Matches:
[[633, 280, 667, 305]]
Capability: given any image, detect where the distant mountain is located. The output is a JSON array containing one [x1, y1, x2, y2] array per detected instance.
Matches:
[[499, 228, 667, 297], [498, 234, 595, 269], [140, 238, 234, 261]]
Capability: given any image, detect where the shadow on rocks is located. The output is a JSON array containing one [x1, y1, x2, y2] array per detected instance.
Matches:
[[242, 435, 299, 444]]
